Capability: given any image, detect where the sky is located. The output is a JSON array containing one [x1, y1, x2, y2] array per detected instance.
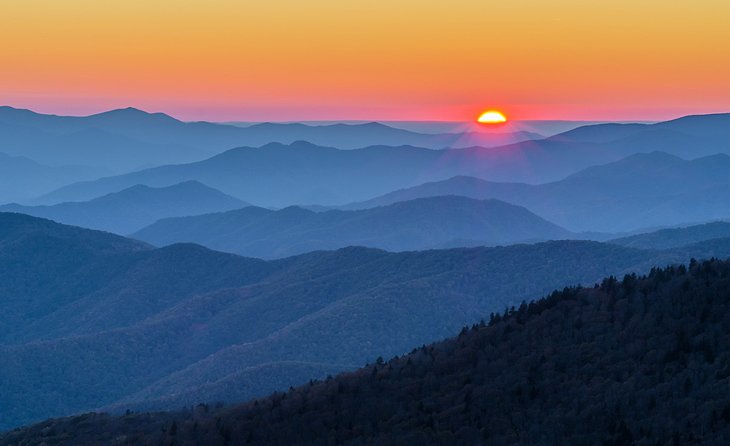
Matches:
[[1, 0, 728, 121]]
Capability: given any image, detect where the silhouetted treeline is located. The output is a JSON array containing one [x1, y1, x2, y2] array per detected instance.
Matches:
[[2, 258, 728, 445]]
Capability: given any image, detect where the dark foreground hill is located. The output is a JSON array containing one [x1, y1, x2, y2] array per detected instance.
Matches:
[[1, 213, 728, 430], [1, 181, 247, 234], [3, 258, 727, 445], [132, 196, 573, 258]]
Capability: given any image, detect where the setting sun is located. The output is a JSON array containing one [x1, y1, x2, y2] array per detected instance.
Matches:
[[477, 110, 507, 124]]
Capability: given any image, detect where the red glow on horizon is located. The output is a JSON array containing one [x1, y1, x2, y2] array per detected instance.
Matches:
[[5, 97, 724, 124]]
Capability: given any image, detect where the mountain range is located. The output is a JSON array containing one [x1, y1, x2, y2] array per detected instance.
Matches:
[[0, 106, 540, 169], [0, 152, 106, 203], [0, 181, 247, 234], [6, 151, 725, 238], [340, 152, 730, 232], [0, 212, 728, 430], [2, 257, 727, 445], [1, 109, 729, 442], [0, 117, 201, 173], [608, 221, 730, 249], [27, 113, 729, 209], [132, 196, 572, 258]]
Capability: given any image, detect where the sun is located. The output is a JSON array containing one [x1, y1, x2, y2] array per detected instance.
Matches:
[[477, 110, 507, 124]]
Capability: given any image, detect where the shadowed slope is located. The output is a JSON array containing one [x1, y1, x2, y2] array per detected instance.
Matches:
[[3, 258, 727, 445]]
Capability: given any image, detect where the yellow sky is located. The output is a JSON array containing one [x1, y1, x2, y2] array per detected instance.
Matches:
[[1, 0, 728, 120]]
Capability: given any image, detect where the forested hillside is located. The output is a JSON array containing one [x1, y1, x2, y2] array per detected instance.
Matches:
[[3, 258, 727, 445], [2, 212, 728, 430], [2, 0, 727, 444]]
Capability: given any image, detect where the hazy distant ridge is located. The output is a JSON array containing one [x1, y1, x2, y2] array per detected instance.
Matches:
[[29, 113, 729, 209], [132, 196, 573, 258], [341, 151, 730, 232], [0, 181, 247, 234]]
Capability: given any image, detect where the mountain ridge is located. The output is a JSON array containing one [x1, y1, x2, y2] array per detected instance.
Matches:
[[21, 113, 730, 207], [2, 257, 727, 444], [0, 213, 727, 429], [1, 181, 247, 234], [609, 221, 730, 249], [338, 151, 730, 232], [132, 195, 573, 258]]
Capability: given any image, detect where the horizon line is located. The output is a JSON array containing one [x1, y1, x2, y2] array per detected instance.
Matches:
[[2, 104, 728, 124]]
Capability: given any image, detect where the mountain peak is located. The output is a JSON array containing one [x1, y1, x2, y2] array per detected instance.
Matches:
[[289, 140, 327, 149], [254, 140, 331, 150], [0, 105, 47, 120], [0, 105, 24, 113], [104, 180, 240, 200], [90, 106, 148, 116], [651, 113, 730, 137], [357, 122, 393, 129], [87, 107, 182, 124]]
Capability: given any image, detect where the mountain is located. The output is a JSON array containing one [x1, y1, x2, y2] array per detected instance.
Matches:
[[132, 196, 573, 258], [0, 152, 106, 203], [652, 112, 730, 137], [30, 112, 730, 208], [217, 121, 543, 149], [381, 119, 605, 136], [552, 112, 730, 147], [549, 122, 648, 142], [3, 258, 727, 445], [0, 118, 204, 173], [538, 113, 730, 164], [0, 106, 542, 150], [0, 106, 541, 172], [341, 152, 730, 232], [0, 213, 274, 344], [0, 213, 728, 430], [0, 181, 247, 234], [342, 175, 528, 210], [609, 221, 730, 249], [29, 140, 569, 206]]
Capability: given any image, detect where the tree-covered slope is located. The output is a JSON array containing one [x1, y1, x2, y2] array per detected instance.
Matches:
[[1, 212, 728, 432], [0, 212, 276, 344], [3, 258, 727, 445]]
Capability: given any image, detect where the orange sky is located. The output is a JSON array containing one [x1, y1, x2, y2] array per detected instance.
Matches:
[[1, 0, 728, 121]]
